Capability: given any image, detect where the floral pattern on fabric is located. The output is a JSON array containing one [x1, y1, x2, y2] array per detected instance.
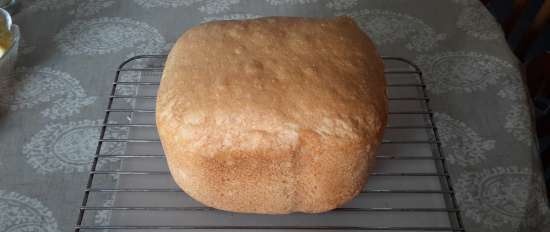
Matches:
[[133, 0, 240, 14], [0, 67, 96, 120], [342, 9, 446, 51], [325, 0, 357, 10], [71, 0, 116, 17], [22, 120, 128, 174], [55, 17, 165, 56], [266, 0, 318, 5], [0, 190, 59, 232], [416, 51, 516, 94], [504, 105, 534, 147], [457, 6, 501, 40], [203, 13, 262, 22], [434, 113, 495, 166], [455, 167, 547, 229]]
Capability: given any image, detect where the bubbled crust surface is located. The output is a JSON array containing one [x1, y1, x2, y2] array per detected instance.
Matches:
[[156, 16, 387, 214]]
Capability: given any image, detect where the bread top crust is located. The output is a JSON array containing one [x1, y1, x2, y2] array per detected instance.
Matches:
[[157, 16, 386, 158]]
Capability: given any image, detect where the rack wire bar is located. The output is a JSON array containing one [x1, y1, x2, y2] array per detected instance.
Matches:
[[76, 226, 464, 231], [105, 108, 434, 114], [86, 188, 454, 194], [81, 206, 459, 212], [109, 95, 430, 101], [89, 170, 449, 177], [97, 139, 439, 144], [95, 154, 445, 160], [111, 82, 427, 87], [74, 55, 465, 232]]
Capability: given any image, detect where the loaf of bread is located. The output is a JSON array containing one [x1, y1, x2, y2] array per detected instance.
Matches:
[[156, 16, 387, 214]]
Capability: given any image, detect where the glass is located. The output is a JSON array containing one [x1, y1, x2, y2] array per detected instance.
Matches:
[[0, 24, 19, 115]]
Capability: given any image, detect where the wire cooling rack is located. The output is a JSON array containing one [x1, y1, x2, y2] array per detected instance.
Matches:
[[74, 55, 465, 231]]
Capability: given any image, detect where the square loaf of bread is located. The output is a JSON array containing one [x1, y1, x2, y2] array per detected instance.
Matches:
[[156, 16, 387, 214]]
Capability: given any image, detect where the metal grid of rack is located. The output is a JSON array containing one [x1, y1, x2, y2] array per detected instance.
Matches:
[[74, 55, 465, 231]]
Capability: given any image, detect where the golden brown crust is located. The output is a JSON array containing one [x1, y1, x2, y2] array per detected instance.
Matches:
[[156, 16, 387, 214]]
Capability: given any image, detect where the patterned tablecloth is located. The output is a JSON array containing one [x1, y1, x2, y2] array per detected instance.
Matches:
[[0, 0, 548, 231]]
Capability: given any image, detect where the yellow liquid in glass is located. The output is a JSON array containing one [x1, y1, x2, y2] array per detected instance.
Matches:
[[0, 17, 12, 57]]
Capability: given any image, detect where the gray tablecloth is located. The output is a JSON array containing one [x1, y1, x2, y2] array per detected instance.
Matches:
[[0, 0, 548, 231]]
